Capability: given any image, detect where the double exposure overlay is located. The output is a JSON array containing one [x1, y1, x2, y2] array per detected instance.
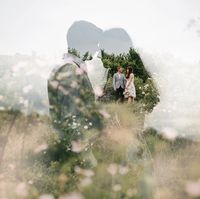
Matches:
[[1, 1, 200, 199]]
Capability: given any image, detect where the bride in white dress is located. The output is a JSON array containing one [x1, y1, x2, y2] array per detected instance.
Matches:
[[124, 67, 136, 103]]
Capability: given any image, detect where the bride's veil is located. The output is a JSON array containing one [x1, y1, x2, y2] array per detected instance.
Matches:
[[85, 48, 109, 99]]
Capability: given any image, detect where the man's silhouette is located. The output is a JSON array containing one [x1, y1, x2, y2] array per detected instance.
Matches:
[[47, 20, 133, 166]]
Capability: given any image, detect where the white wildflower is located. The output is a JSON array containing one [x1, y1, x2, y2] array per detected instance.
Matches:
[[112, 184, 121, 192], [84, 125, 88, 130], [34, 143, 48, 153], [107, 164, 118, 176], [15, 182, 28, 198], [118, 165, 129, 175], [59, 192, 84, 199], [186, 179, 200, 197], [71, 140, 86, 153], [79, 177, 92, 187], [99, 109, 111, 119], [39, 194, 55, 199]]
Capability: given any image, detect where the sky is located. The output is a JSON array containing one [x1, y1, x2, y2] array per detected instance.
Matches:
[[1, 0, 200, 138], [0, 0, 200, 62]]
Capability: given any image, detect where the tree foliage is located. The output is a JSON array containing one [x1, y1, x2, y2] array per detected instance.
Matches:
[[68, 47, 160, 112]]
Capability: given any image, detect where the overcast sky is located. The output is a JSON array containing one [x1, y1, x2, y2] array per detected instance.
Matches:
[[1, 0, 200, 137], [0, 0, 200, 62]]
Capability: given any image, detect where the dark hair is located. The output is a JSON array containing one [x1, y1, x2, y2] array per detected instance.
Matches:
[[117, 66, 122, 71], [126, 67, 133, 79]]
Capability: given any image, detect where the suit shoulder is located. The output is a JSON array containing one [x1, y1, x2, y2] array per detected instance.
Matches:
[[48, 62, 78, 81]]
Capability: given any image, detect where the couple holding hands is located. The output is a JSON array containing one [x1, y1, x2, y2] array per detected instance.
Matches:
[[113, 66, 136, 104]]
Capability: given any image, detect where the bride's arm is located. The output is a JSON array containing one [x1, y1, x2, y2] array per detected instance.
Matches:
[[132, 73, 134, 83], [125, 73, 133, 88]]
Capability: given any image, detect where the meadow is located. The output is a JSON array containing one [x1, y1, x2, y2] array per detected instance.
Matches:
[[0, 103, 200, 199]]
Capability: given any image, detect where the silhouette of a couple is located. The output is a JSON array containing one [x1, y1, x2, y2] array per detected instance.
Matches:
[[47, 21, 136, 162], [48, 20, 134, 129]]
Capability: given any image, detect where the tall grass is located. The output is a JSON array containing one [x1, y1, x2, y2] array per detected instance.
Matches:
[[0, 104, 200, 199]]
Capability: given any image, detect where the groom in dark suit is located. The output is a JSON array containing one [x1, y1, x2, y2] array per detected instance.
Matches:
[[113, 66, 126, 103], [47, 22, 104, 167], [47, 54, 98, 133]]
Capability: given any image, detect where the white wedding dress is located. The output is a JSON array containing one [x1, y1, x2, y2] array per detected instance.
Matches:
[[125, 73, 136, 98]]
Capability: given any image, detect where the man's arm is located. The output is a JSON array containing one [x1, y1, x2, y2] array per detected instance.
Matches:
[[123, 74, 127, 88], [113, 73, 116, 91]]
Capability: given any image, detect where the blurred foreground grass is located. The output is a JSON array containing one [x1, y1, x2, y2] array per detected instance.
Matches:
[[0, 104, 200, 199]]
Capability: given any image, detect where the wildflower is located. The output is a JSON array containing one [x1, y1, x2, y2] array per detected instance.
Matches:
[[71, 140, 86, 153], [99, 109, 111, 119], [82, 169, 94, 177], [186, 179, 200, 197], [112, 184, 121, 192], [34, 143, 48, 153], [107, 164, 118, 176], [84, 125, 88, 130], [79, 177, 92, 187], [39, 194, 55, 199], [70, 81, 78, 88], [15, 182, 28, 198], [118, 165, 129, 175], [59, 192, 84, 199]]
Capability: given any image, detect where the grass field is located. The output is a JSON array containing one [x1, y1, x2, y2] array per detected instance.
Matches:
[[0, 104, 200, 199]]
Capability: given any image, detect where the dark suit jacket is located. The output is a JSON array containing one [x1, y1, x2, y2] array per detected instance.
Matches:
[[47, 53, 102, 139]]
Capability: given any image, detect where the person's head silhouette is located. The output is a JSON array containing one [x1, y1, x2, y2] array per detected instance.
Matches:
[[67, 20, 102, 56], [67, 20, 133, 56]]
